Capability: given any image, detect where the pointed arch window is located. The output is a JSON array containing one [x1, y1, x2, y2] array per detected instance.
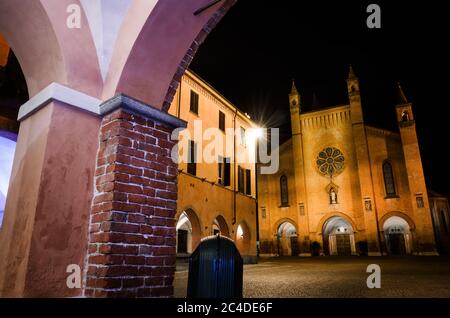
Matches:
[[280, 175, 289, 207], [383, 161, 397, 197]]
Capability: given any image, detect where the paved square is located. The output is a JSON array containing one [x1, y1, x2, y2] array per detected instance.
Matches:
[[174, 256, 450, 298]]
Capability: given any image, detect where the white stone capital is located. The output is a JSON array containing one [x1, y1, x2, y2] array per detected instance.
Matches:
[[18, 83, 102, 121]]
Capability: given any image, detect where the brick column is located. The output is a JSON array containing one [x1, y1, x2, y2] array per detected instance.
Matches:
[[84, 95, 186, 298]]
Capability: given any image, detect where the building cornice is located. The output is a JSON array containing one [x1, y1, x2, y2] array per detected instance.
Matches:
[[365, 125, 400, 139], [299, 104, 350, 119], [100, 94, 187, 128], [184, 69, 256, 127]]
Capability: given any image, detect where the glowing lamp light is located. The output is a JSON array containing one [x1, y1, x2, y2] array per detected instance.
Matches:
[[236, 224, 244, 240], [246, 127, 264, 145], [253, 127, 264, 139]]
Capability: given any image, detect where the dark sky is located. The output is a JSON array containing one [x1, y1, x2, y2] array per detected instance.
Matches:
[[190, 0, 450, 195]]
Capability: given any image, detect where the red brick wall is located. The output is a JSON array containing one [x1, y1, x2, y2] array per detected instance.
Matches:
[[85, 109, 179, 297]]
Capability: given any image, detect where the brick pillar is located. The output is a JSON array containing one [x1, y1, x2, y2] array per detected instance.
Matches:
[[84, 95, 186, 298]]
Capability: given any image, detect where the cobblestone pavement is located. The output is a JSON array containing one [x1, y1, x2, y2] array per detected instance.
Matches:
[[174, 256, 450, 298]]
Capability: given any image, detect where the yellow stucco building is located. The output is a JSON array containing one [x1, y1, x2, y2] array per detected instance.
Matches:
[[258, 67, 445, 256], [168, 70, 258, 263]]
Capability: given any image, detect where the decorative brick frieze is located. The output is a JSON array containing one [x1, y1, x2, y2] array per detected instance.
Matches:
[[84, 95, 186, 298]]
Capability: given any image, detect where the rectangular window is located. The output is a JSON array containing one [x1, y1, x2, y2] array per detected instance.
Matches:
[[190, 90, 199, 115], [416, 196, 424, 208], [223, 158, 230, 186], [240, 127, 246, 146], [245, 169, 251, 195], [299, 203, 305, 216], [383, 162, 397, 197], [261, 207, 267, 219], [238, 166, 245, 193], [280, 175, 289, 206], [218, 159, 223, 184], [219, 111, 225, 132], [365, 199, 372, 211], [218, 156, 230, 186], [187, 140, 197, 176]]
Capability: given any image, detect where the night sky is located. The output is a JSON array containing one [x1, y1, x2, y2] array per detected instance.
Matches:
[[190, 0, 450, 195]]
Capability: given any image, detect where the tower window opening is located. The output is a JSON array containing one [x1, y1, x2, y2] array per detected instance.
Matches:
[[401, 111, 409, 122]]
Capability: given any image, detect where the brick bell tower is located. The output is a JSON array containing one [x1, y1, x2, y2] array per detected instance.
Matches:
[[347, 66, 382, 255], [395, 83, 437, 254], [289, 81, 311, 255]]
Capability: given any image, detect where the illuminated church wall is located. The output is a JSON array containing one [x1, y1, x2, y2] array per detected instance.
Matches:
[[258, 71, 439, 256]]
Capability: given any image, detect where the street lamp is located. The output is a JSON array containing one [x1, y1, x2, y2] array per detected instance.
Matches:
[[252, 127, 264, 139]]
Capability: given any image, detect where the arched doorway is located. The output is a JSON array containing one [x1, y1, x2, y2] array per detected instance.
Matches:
[[176, 209, 201, 255], [235, 221, 251, 256], [212, 215, 230, 237], [277, 221, 298, 256], [0, 132, 16, 227], [383, 216, 412, 255], [0, 41, 24, 228], [322, 216, 356, 256]]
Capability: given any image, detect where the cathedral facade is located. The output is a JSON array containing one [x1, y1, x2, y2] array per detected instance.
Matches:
[[258, 67, 443, 256]]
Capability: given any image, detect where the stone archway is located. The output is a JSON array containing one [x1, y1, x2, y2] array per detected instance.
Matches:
[[322, 216, 356, 256], [0, 1, 102, 97], [235, 220, 251, 258], [0, 1, 236, 298], [212, 215, 230, 237], [382, 215, 414, 255], [316, 212, 359, 234], [176, 209, 202, 255], [277, 221, 299, 256]]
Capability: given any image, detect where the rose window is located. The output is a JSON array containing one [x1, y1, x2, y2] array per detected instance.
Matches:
[[316, 147, 345, 176]]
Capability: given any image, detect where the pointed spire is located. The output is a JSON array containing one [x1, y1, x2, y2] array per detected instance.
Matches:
[[290, 79, 298, 95], [312, 92, 320, 108], [396, 82, 409, 104], [348, 64, 357, 79]]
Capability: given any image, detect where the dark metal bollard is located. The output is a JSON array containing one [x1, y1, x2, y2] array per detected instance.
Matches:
[[187, 235, 243, 298]]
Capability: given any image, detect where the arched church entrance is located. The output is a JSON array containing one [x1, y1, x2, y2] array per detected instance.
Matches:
[[176, 209, 201, 255], [383, 216, 412, 255], [277, 221, 299, 256], [322, 216, 356, 256]]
